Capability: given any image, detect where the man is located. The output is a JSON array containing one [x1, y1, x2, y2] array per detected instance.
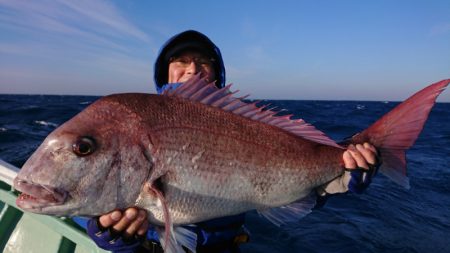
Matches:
[[86, 30, 379, 252]]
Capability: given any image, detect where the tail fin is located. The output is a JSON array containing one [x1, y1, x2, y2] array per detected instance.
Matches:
[[349, 79, 450, 188]]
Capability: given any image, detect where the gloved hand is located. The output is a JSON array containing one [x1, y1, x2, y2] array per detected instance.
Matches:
[[317, 143, 380, 196], [86, 208, 148, 253], [346, 162, 379, 194]]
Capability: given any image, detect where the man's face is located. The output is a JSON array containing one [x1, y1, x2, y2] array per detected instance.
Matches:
[[168, 50, 216, 84]]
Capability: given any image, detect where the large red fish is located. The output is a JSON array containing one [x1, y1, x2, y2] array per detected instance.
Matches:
[[13, 77, 449, 252]]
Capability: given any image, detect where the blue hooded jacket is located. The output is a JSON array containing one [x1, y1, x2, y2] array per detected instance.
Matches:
[[150, 29, 246, 247], [154, 30, 226, 93]]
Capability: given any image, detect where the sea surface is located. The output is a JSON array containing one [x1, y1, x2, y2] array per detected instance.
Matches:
[[1, 94, 449, 253]]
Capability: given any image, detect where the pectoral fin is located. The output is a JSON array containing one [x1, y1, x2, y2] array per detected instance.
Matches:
[[142, 180, 197, 253]]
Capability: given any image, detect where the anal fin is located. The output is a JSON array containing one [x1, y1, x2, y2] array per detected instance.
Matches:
[[257, 192, 317, 226]]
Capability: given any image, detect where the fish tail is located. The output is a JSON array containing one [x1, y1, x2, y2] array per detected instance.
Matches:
[[348, 79, 450, 188]]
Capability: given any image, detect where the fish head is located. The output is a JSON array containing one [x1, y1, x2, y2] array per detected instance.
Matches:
[[14, 95, 153, 217]]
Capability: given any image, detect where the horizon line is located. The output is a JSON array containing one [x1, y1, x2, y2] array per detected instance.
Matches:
[[1, 93, 449, 103]]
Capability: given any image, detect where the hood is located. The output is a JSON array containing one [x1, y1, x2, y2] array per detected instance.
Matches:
[[154, 30, 226, 91]]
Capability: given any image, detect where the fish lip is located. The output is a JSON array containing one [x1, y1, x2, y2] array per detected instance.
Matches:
[[13, 178, 68, 210]]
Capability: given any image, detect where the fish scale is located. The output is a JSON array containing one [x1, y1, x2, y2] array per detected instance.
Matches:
[[141, 105, 344, 224]]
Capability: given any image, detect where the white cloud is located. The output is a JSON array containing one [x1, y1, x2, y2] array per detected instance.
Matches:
[[0, 0, 153, 49], [0, 0, 157, 95], [56, 0, 152, 43]]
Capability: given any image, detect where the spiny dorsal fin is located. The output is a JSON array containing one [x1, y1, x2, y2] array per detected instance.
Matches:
[[164, 74, 341, 148]]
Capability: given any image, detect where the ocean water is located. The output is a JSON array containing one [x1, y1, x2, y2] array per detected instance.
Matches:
[[1, 94, 449, 253]]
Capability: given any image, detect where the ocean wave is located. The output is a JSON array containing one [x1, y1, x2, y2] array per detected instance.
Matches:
[[34, 120, 58, 128], [0, 127, 7, 132]]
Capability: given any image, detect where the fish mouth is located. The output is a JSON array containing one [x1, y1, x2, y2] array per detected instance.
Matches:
[[14, 178, 68, 211]]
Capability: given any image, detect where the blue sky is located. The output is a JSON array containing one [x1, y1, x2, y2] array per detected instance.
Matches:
[[0, 0, 449, 101]]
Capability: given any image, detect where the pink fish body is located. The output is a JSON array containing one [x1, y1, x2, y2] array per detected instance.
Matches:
[[132, 93, 343, 224], [13, 77, 450, 252]]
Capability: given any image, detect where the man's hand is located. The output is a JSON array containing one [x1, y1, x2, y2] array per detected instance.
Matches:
[[86, 207, 149, 251], [98, 207, 149, 239], [343, 143, 377, 170], [318, 142, 380, 195]]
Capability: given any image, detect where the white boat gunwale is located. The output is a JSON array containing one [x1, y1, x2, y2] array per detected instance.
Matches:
[[0, 159, 107, 253]]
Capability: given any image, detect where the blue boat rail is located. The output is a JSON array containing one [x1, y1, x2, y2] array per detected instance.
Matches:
[[0, 159, 108, 253]]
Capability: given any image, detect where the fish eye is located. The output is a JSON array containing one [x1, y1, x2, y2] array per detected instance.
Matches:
[[72, 137, 96, 156]]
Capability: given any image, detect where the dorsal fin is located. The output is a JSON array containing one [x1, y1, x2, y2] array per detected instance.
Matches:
[[163, 74, 341, 148]]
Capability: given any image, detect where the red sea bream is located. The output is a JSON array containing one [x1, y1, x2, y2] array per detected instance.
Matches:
[[13, 77, 450, 252]]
